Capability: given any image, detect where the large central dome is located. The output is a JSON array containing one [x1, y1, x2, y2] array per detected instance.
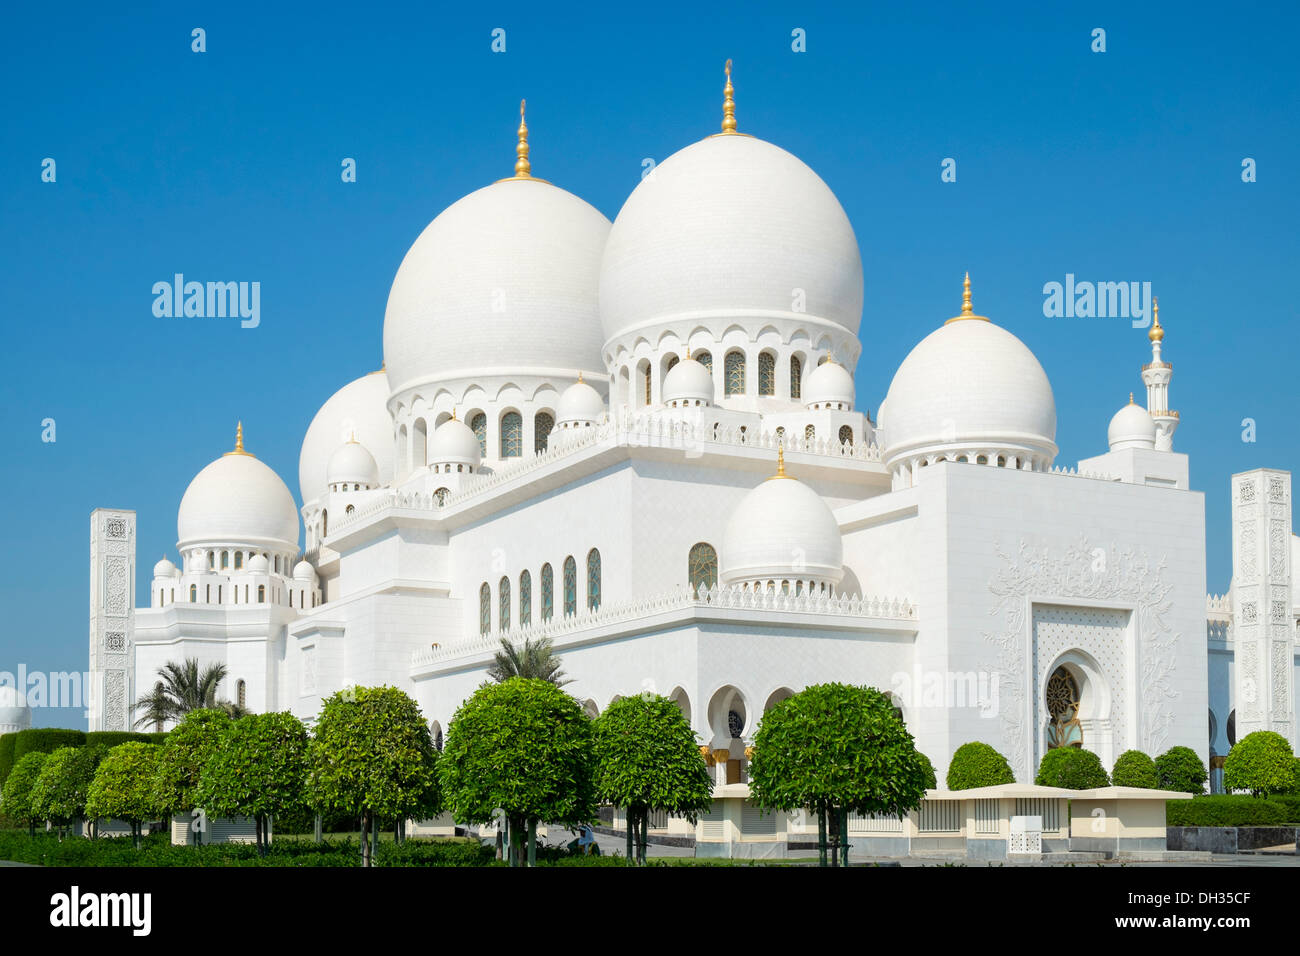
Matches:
[[599, 133, 864, 345], [382, 177, 611, 398]]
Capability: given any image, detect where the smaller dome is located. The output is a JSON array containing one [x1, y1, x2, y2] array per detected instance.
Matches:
[[293, 559, 316, 581], [663, 357, 714, 406], [429, 417, 482, 467], [0, 686, 32, 732], [804, 359, 855, 409], [720, 453, 844, 588], [557, 377, 605, 424], [247, 554, 270, 573], [327, 439, 379, 488], [1107, 399, 1157, 451], [153, 557, 177, 579]]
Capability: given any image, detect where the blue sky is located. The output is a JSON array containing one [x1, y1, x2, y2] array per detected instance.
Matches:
[[3, 1, 1297, 727]]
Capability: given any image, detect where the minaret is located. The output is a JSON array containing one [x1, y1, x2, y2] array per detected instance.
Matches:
[[89, 509, 137, 731], [1141, 298, 1179, 451]]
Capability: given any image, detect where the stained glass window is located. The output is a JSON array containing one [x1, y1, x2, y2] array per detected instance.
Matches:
[[1045, 667, 1082, 749], [759, 352, 775, 395], [519, 570, 531, 626], [479, 582, 491, 635], [500, 411, 523, 458], [644, 365, 652, 405], [470, 413, 487, 457], [587, 548, 601, 611], [725, 351, 745, 395], [499, 576, 511, 631], [541, 563, 554, 621], [790, 355, 803, 399], [838, 425, 853, 447], [805, 424, 816, 442], [534, 412, 554, 454], [563, 556, 577, 616], [688, 542, 718, 592], [696, 350, 712, 372]]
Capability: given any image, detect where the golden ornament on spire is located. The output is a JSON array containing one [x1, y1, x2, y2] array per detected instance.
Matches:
[[721, 59, 737, 134], [1148, 297, 1164, 343], [514, 99, 531, 177], [577, 370, 584, 384], [224, 421, 252, 457], [1129, 392, 1135, 404], [768, 445, 795, 481], [945, 272, 990, 324]]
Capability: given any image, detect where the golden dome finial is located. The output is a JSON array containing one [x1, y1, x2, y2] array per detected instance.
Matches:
[[225, 421, 253, 457], [685, 345, 692, 360], [577, 370, 584, 384], [1148, 297, 1164, 343], [945, 272, 990, 324], [776, 445, 784, 476], [721, 59, 737, 134], [1129, 392, 1135, 405], [514, 98, 531, 178]]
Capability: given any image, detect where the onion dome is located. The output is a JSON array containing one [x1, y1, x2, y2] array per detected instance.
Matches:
[[428, 414, 483, 470], [556, 374, 605, 426], [1107, 396, 1157, 451], [293, 560, 317, 582], [299, 369, 394, 505], [177, 423, 300, 552], [383, 102, 610, 400], [880, 275, 1057, 476], [326, 437, 379, 489], [152, 557, 178, 579], [720, 450, 844, 590], [247, 553, 270, 574], [803, 358, 855, 410], [0, 686, 32, 734], [600, 63, 862, 350], [662, 355, 714, 407]]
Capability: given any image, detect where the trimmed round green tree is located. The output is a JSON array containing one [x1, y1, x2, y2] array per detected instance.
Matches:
[[1111, 750, 1159, 789], [153, 708, 232, 838], [0, 751, 49, 836], [85, 742, 161, 848], [307, 686, 441, 867], [1035, 747, 1110, 789], [1153, 746, 1208, 795], [591, 693, 713, 864], [440, 678, 596, 867], [1224, 731, 1297, 797], [30, 745, 103, 835], [197, 711, 310, 853], [946, 742, 1016, 790], [747, 683, 931, 868]]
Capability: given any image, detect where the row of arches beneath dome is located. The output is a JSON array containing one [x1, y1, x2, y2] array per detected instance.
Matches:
[[398, 408, 557, 475], [891, 449, 1056, 489], [616, 346, 832, 409], [478, 549, 601, 635], [153, 578, 319, 610]]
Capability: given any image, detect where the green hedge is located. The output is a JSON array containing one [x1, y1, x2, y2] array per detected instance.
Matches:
[[1035, 747, 1110, 789], [0, 734, 15, 788], [1165, 795, 1297, 827], [13, 729, 86, 763], [946, 742, 1016, 790]]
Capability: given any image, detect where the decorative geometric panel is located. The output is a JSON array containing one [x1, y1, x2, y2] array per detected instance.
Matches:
[[105, 632, 126, 652], [301, 646, 317, 695], [103, 671, 125, 731]]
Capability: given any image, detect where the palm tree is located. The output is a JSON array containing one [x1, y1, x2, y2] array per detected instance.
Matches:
[[133, 658, 246, 728], [486, 636, 570, 686]]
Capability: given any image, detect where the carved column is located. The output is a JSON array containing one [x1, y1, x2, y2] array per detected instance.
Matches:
[[1232, 470, 1293, 745], [89, 509, 136, 732]]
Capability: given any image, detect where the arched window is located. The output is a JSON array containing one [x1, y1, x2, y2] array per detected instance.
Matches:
[[759, 352, 775, 396], [724, 351, 745, 395], [586, 548, 601, 611], [500, 411, 523, 458], [345, 504, 355, 515], [774, 426, 785, 445], [237, 680, 246, 709], [665, 355, 679, 374], [838, 425, 853, 447], [470, 413, 487, 457], [805, 424, 816, 442], [189, 584, 197, 603], [534, 412, 554, 454], [479, 582, 491, 635], [499, 576, 511, 631], [1045, 666, 1083, 749], [563, 556, 577, 616], [207, 550, 215, 569], [321, 511, 328, 538], [688, 542, 718, 592], [434, 487, 450, 505], [257, 585, 265, 603], [413, 418, 428, 468], [519, 570, 532, 626], [220, 551, 229, 570], [541, 563, 554, 621], [790, 355, 803, 399], [433, 724, 444, 752], [644, 365, 652, 405], [695, 350, 712, 372]]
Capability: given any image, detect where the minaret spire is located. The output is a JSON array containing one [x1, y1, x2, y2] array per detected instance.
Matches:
[[514, 99, 531, 178], [1141, 296, 1178, 450], [225, 421, 252, 457], [945, 272, 990, 324]]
